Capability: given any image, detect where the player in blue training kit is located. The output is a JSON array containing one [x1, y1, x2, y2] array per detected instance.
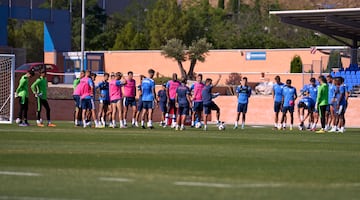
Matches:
[[272, 75, 284, 130], [140, 69, 157, 129], [175, 78, 192, 131], [326, 75, 336, 131], [302, 77, 319, 131], [329, 77, 346, 133], [96, 72, 110, 127], [157, 83, 168, 127], [234, 77, 251, 129], [279, 79, 297, 130], [202, 75, 221, 131], [297, 90, 315, 131]]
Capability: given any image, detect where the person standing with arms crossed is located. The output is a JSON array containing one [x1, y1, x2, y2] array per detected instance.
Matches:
[[109, 72, 126, 128], [315, 75, 328, 133], [31, 69, 56, 127], [175, 78, 192, 131], [166, 73, 181, 128], [190, 74, 205, 127], [234, 77, 252, 129], [96, 72, 110, 127], [123, 71, 137, 127]]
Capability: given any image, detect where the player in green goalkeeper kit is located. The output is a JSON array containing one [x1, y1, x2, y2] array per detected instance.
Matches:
[[31, 69, 56, 127], [15, 70, 35, 126]]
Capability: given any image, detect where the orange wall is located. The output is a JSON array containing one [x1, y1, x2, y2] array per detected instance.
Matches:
[[104, 49, 330, 74], [102, 49, 344, 90]]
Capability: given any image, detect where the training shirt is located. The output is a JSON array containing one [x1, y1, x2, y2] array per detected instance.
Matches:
[[298, 96, 315, 109], [16, 75, 29, 98], [328, 82, 336, 104], [79, 77, 94, 100], [335, 85, 346, 106], [273, 82, 284, 103], [190, 82, 205, 102], [166, 80, 181, 100], [31, 76, 48, 100], [109, 79, 124, 101], [176, 85, 190, 106], [157, 89, 167, 103], [141, 78, 155, 101], [124, 78, 136, 98], [306, 84, 319, 102], [236, 85, 252, 104], [96, 81, 110, 101], [202, 85, 213, 105], [282, 85, 297, 107], [316, 83, 329, 106]]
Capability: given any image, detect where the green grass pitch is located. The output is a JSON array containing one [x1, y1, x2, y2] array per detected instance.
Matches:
[[0, 122, 360, 200]]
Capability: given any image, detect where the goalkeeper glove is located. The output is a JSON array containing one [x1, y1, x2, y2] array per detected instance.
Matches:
[[35, 93, 42, 98]]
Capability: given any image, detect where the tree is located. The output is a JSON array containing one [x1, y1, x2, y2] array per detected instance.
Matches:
[[146, 0, 189, 49], [229, 0, 239, 14], [161, 38, 187, 78], [290, 55, 303, 73], [188, 38, 212, 79], [112, 22, 136, 50], [7, 20, 44, 62], [161, 38, 212, 80], [326, 50, 343, 72], [218, 0, 225, 9]]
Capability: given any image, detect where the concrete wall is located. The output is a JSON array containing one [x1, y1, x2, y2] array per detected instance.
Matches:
[[212, 96, 360, 128]]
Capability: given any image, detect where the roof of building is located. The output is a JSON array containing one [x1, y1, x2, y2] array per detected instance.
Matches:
[[270, 8, 360, 41]]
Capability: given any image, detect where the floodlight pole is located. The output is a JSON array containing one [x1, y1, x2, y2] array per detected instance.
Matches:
[[80, 0, 85, 71]]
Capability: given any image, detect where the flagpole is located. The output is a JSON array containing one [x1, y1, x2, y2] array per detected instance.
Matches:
[[80, 0, 85, 71]]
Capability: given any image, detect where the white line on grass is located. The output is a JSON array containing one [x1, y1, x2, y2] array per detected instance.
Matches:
[[98, 177, 134, 183], [174, 181, 232, 188], [0, 171, 41, 177], [0, 196, 80, 200], [329, 183, 360, 188], [236, 183, 285, 188], [174, 181, 286, 189]]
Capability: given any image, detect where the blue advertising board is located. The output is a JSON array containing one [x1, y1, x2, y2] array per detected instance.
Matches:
[[245, 52, 266, 60]]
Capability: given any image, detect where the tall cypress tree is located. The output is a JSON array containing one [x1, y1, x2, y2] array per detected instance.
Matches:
[[218, 0, 225, 9]]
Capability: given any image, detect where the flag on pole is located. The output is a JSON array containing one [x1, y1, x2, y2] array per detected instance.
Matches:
[[310, 46, 317, 54]]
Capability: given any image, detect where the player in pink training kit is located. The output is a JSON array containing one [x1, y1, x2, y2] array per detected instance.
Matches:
[[79, 70, 99, 128], [166, 73, 181, 128], [109, 72, 127, 128], [73, 70, 85, 126], [123, 71, 137, 127], [190, 74, 205, 127]]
